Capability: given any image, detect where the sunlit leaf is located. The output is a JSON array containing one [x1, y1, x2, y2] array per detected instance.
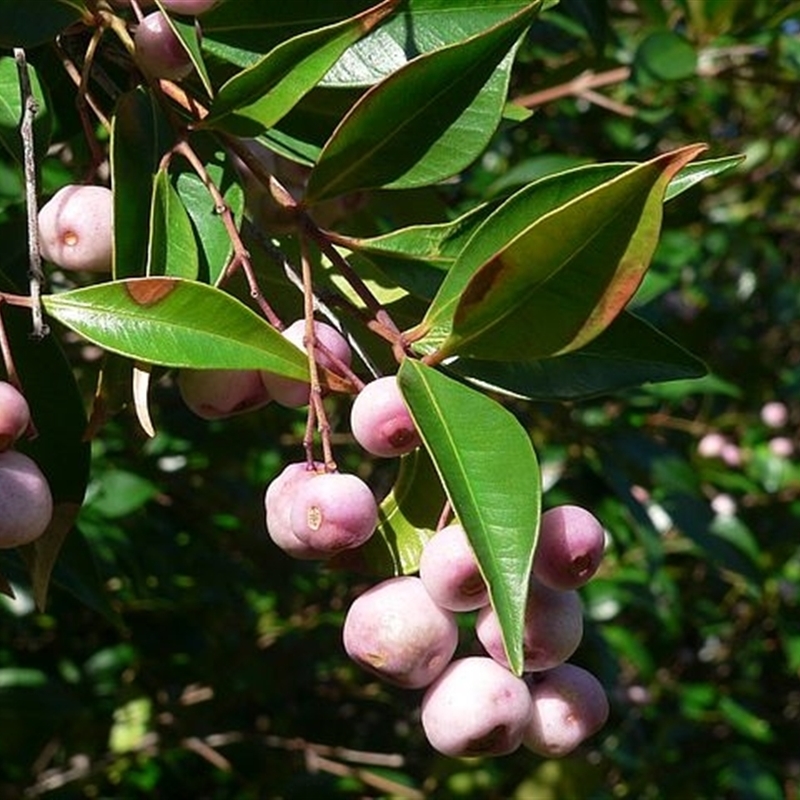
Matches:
[[306, 3, 541, 201], [398, 359, 541, 674], [147, 169, 199, 279], [0, 56, 52, 165]]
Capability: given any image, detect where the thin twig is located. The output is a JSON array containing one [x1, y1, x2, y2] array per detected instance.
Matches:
[[172, 140, 283, 327], [0, 303, 21, 387], [301, 236, 337, 472], [14, 48, 47, 340], [513, 66, 632, 111]]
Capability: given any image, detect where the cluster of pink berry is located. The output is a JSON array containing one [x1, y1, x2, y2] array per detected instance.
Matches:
[[343, 507, 609, 759], [0, 383, 53, 550], [252, 326, 610, 759]]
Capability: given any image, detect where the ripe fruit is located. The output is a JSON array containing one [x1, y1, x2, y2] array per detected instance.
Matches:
[[533, 505, 605, 591], [418, 523, 489, 612], [261, 319, 352, 408], [178, 368, 270, 419], [522, 663, 610, 757], [289, 471, 377, 553], [0, 382, 31, 452], [161, 0, 219, 13], [264, 461, 329, 560], [350, 375, 421, 458], [476, 580, 583, 672], [421, 656, 533, 757], [134, 11, 193, 81], [0, 450, 53, 548], [343, 576, 458, 689], [37, 185, 113, 273]]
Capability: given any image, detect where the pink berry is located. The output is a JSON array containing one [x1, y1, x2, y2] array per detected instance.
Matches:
[[421, 656, 533, 757], [134, 11, 193, 81], [419, 523, 489, 612], [38, 185, 113, 273], [760, 401, 788, 429], [289, 471, 377, 553], [178, 368, 270, 419], [522, 663, 610, 757], [0, 450, 53, 548], [261, 320, 352, 408], [476, 580, 583, 672], [264, 461, 329, 560], [0, 382, 31, 451], [161, 0, 218, 13], [533, 505, 605, 591], [343, 576, 458, 689], [350, 375, 421, 458], [697, 432, 727, 459]]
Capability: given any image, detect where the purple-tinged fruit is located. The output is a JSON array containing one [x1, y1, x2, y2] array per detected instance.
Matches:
[[343, 576, 458, 689], [0, 450, 53, 548], [161, 0, 219, 13], [290, 471, 377, 553], [178, 369, 270, 419], [38, 185, 113, 273], [533, 505, 605, 591], [476, 580, 583, 672], [134, 11, 193, 80], [419, 523, 489, 612], [523, 663, 610, 757], [421, 656, 533, 757], [350, 375, 421, 458], [0, 382, 31, 451]]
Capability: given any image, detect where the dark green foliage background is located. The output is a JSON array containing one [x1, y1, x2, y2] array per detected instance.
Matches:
[[1, 1, 799, 797]]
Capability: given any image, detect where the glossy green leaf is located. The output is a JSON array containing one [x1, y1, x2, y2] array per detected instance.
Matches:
[[111, 88, 174, 280], [175, 162, 243, 286], [636, 30, 698, 82], [41, 278, 311, 380], [0, 0, 86, 48], [147, 169, 199, 279], [335, 448, 445, 576], [397, 359, 541, 675], [436, 144, 706, 361], [0, 270, 90, 611], [664, 154, 746, 201], [0, 56, 52, 166], [446, 311, 707, 401], [203, 0, 399, 136], [305, 3, 541, 202], [154, 4, 214, 98]]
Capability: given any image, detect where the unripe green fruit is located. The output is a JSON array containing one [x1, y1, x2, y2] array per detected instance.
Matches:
[[289, 471, 377, 553], [421, 656, 533, 757], [261, 320, 352, 408], [533, 505, 605, 591], [0, 450, 53, 548], [419, 523, 489, 612], [476, 580, 583, 672], [343, 576, 458, 689], [350, 375, 421, 458], [0, 382, 31, 452], [178, 368, 270, 419], [264, 461, 329, 560], [134, 11, 193, 80], [522, 663, 610, 757], [38, 185, 113, 273]]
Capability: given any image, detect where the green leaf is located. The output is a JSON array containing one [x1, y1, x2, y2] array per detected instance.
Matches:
[[0, 0, 86, 48], [305, 3, 541, 202], [0, 270, 90, 611], [0, 56, 52, 166], [147, 169, 199, 279], [175, 160, 243, 286], [664, 154, 746, 201], [111, 88, 174, 280], [41, 278, 312, 380], [154, 2, 214, 97], [446, 311, 707, 401], [435, 144, 707, 362], [397, 360, 541, 675], [636, 30, 698, 82], [203, 0, 399, 136], [336, 448, 446, 576]]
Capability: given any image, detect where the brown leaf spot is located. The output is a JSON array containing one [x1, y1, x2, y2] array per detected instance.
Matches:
[[126, 279, 177, 306]]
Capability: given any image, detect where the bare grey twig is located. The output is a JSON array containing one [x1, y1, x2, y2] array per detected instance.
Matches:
[[14, 48, 48, 339]]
